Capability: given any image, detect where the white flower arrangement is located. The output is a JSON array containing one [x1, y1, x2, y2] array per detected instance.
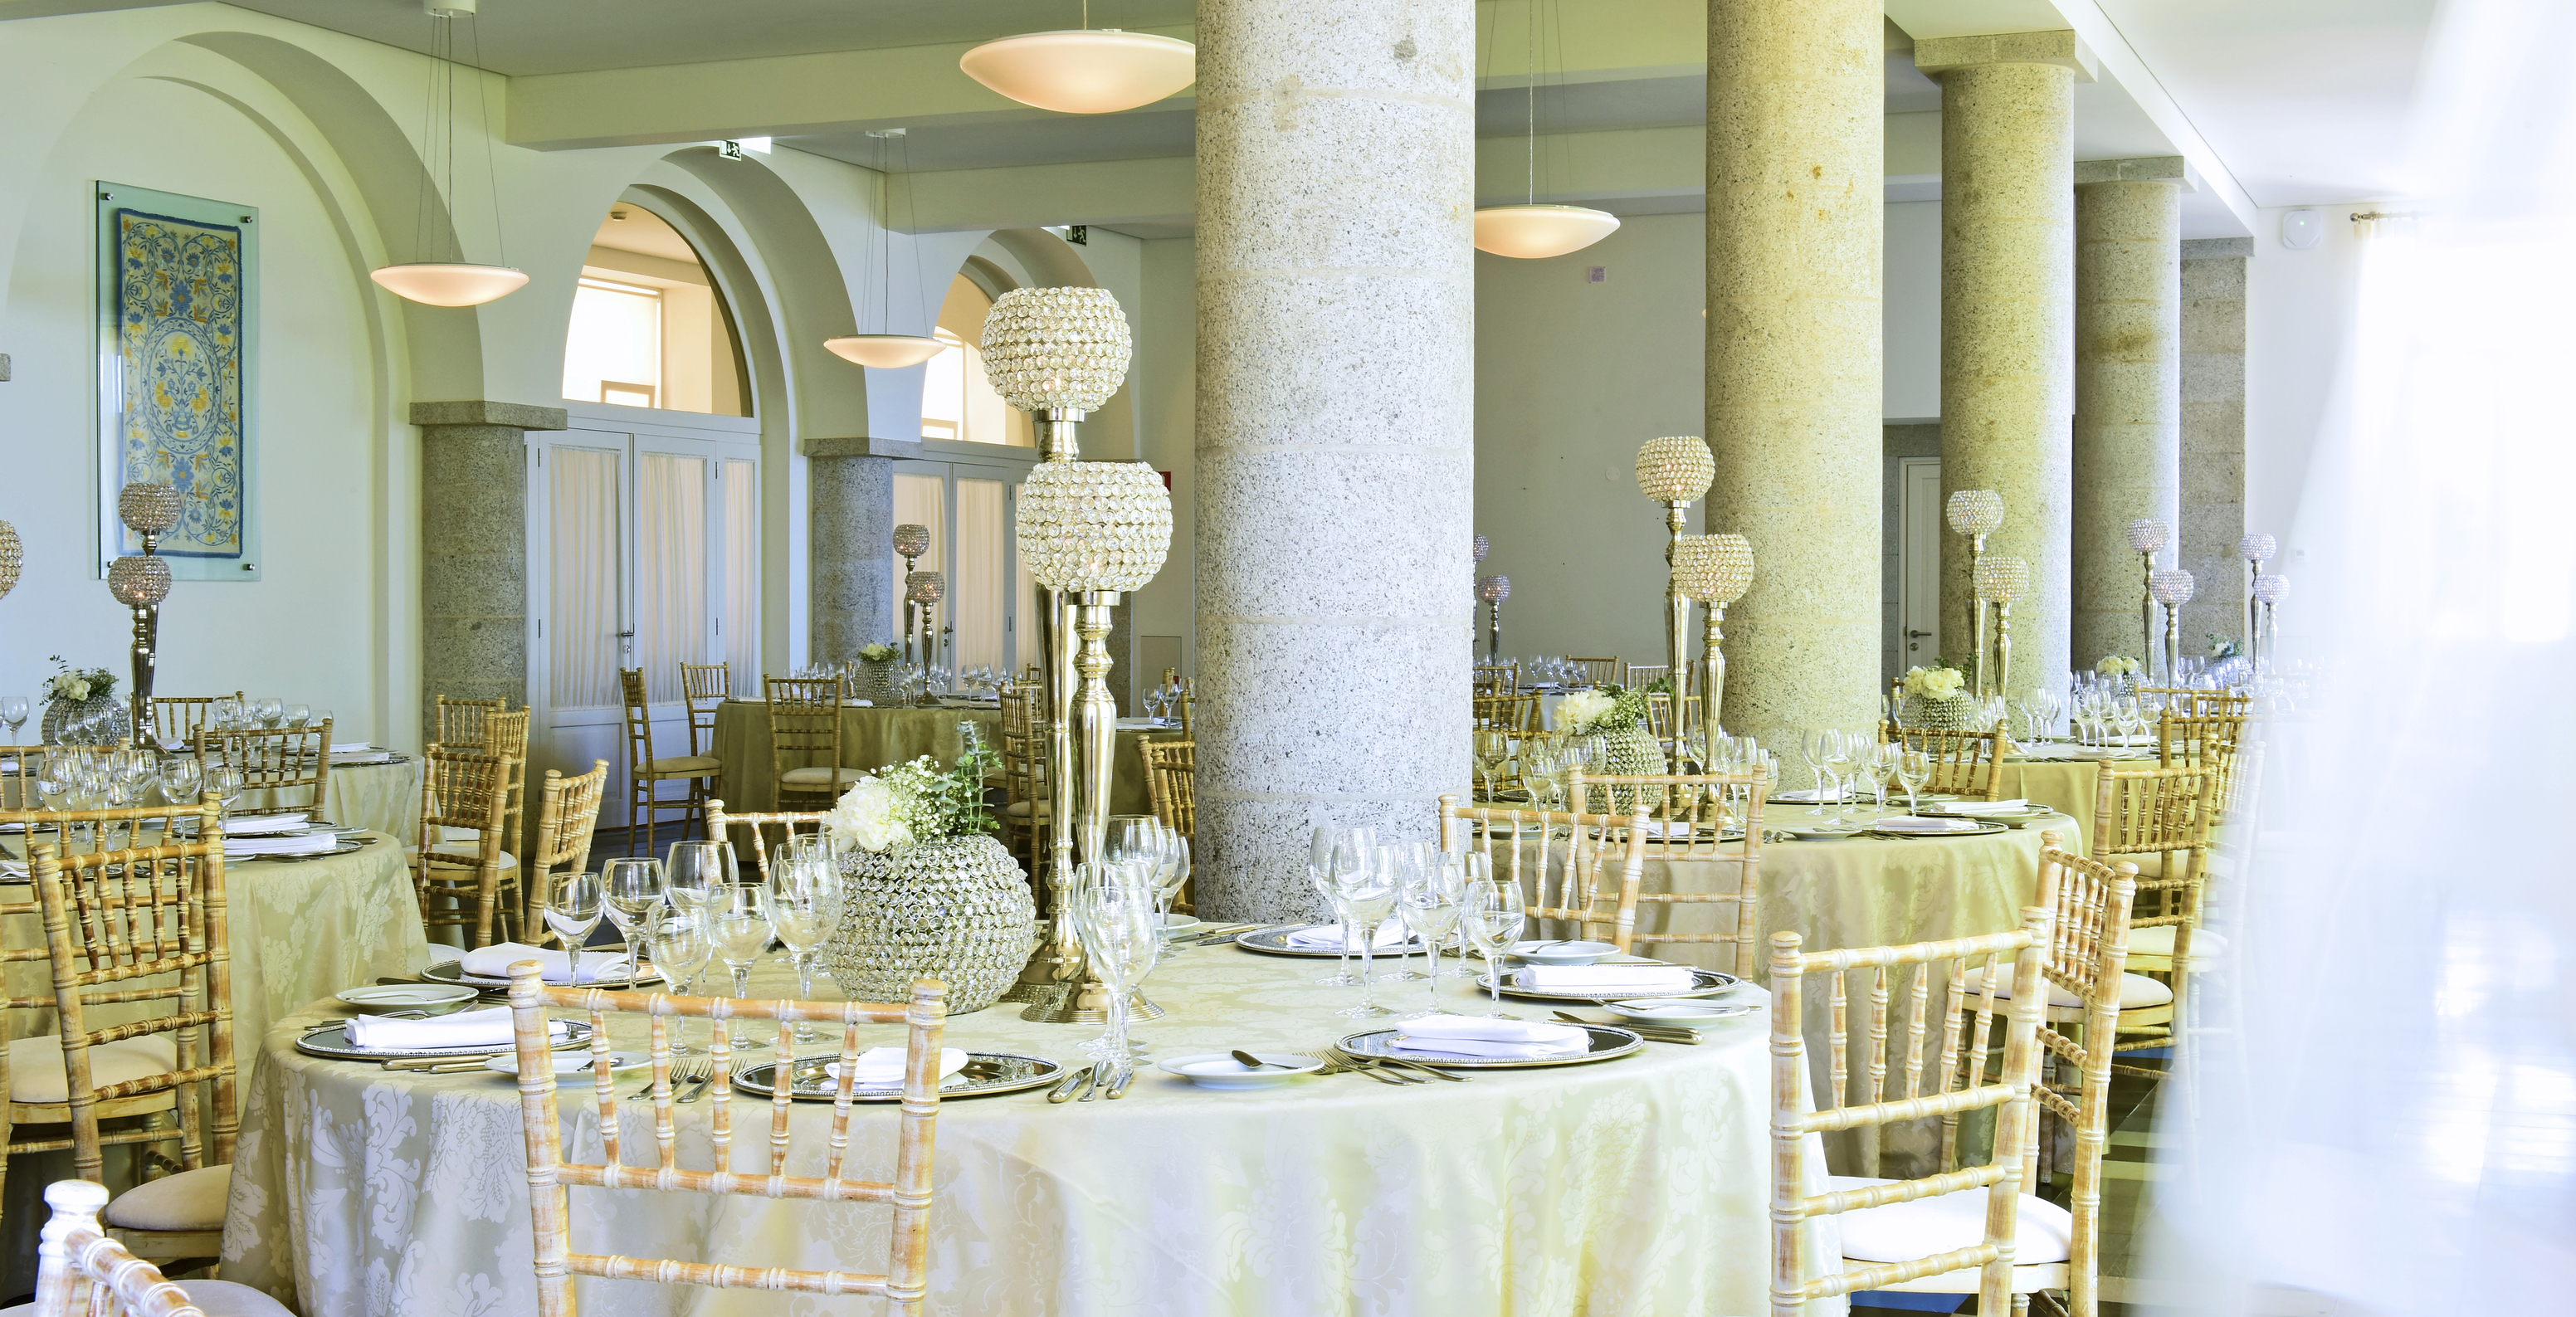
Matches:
[[43, 656, 116, 705], [857, 641, 900, 663], [822, 749, 1001, 856], [826, 777, 915, 855], [2094, 655, 2143, 676], [1901, 665, 1966, 701], [1553, 688, 1616, 734]]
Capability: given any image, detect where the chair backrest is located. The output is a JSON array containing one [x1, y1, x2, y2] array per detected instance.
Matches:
[[2139, 686, 2250, 718], [764, 677, 845, 783], [524, 761, 610, 944], [704, 799, 832, 884], [1642, 691, 1702, 744], [1880, 725, 2006, 801], [1471, 661, 1518, 695], [1564, 769, 1769, 977], [196, 719, 333, 817], [30, 1179, 206, 1317], [1140, 739, 1196, 840], [1769, 908, 2055, 1317], [1, 744, 42, 818], [436, 695, 507, 750], [1623, 662, 1669, 690], [17, 802, 236, 1187], [485, 708, 533, 853], [147, 694, 242, 751], [1566, 656, 1620, 687], [1471, 691, 1540, 734], [504, 966, 947, 1316], [617, 669, 658, 775], [996, 684, 1049, 812], [2091, 763, 2216, 973], [2157, 710, 2250, 823], [417, 747, 517, 948], [1436, 796, 1647, 944], [681, 662, 731, 757], [2032, 832, 2139, 1317]]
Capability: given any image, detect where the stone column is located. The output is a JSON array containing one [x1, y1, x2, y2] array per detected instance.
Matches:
[[2178, 237, 2251, 651], [412, 400, 566, 743], [1192, 0, 1476, 922], [1915, 31, 2090, 700], [804, 436, 912, 665], [2071, 157, 2183, 668], [1704, 0, 1885, 742]]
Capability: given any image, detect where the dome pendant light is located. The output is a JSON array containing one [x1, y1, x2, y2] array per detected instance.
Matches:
[[371, 1, 524, 307], [1472, 0, 1617, 260], [824, 128, 943, 371], [960, 1, 1195, 115]]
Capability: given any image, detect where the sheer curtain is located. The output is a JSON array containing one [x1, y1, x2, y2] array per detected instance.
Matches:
[[636, 454, 707, 703], [723, 459, 758, 694], [549, 447, 621, 710], [955, 477, 1006, 671]]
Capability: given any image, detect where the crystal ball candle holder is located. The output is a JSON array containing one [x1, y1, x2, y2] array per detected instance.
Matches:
[[1945, 489, 2005, 537], [2239, 533, 2278, 564], [906, 570, 946, 605], [1671, 534, 1755, 604], [1476, 574, 1512, 605], [893, 524, 931, 559], [1975, 554, 2032, 603], [2252, 573, 2290, 604], [2125, 518, 2170, 554], [2149, 568, 2196, 606], [1473, 534, 1490, 565], [108, 554, 172, 607], [1015, 461, 1173, 593], [981, 287, 1134, 413], [1635, 436, 1715, 504], [0, 519, 19, 600], [118, 483, 183, 535]]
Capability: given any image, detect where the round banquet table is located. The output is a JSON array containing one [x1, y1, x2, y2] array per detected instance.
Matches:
[[232, 755, 422, 842], [709, 699, 1158, 817], [220, 944, 1841, 1315]]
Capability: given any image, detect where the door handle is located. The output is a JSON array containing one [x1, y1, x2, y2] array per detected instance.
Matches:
[[1905, 629, 1931, 639]]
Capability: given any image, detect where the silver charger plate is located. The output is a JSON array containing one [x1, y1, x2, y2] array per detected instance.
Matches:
[[229, 838, 368, 862], [1233, 925, 1431, 959], [1920, 806, 2056, 829], [1336, 1024, 1643, 1069], [1868, 821, 2011, 840], [420, 959, 666, 990], [730, 1051, 1063, 1103], [294, 1018, 594, 1061], [1476, 966, 1741, 1003]]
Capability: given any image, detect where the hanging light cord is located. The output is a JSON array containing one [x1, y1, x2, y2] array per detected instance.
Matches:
[[467, 12, 506, 266], [1525, 0, 1537, 205]]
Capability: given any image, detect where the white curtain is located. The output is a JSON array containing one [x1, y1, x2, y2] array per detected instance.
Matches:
[[548, 446, 621, 710], [892, 472, 945, 651], [955, 477, 1006, 671], [723, 458, 759, 694], [636, 453, 707, 703]]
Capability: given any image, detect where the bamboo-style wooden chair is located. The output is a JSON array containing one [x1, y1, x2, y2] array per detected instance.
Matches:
[[145, 694, 242, 753], [1139, 739, 1195, 841], [704, 800, 830, 885], [2090, 763, 2215, 1073], [765, 676, 859, 813], [1622, 662, 1669, 690], [1471, 691, 1540, 734], [194, 720, 333, 819], [680, 662, 732, 758], [434, 695, 507, 750], [1878, 725, 2007, 801], [1564, 656, 1620, 688], [2020, 832, 2140, 1317], [24, 1179, 292, 1317], [622, 669, 720, 853], [2139, 687, 2250, 718], [412, 747, 521, 948], [5, 802, 237, 1269], [1471, 661, 1518, 695], [481, 708, 534, 860], [2157, 709, 2250, 825], [521, 761, 610, 949], [1564, 768, 1769, 978], [1435, 797, 1647, 946], [1768, 909, 2062, 1317], [2, 744, 45, 818], [996, 683, 1051, 878], [502, 966, 948, 1315], [1642, 691, 1701, 746]]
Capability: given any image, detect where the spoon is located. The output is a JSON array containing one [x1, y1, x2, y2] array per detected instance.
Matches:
[[1229, 1049, 1287, 1072]]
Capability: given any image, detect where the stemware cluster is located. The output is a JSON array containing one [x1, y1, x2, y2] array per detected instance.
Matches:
[[1141, 675, 1188, 725], [1306, 828, 1492, 1018], [29, 745, 222, 847], [1518, 656, 1594, 687]]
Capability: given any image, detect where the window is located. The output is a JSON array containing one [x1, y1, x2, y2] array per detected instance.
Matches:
[[564, 277, 661, 407], [564, 204, 752, 417], [920, 275, 1032, 447]]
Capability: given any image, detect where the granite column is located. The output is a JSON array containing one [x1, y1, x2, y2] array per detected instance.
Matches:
[[413, 400, 565, 744], [1192, 0, 1476, 921], [804, 436, 912, 666], [2071, 158, 2183, 668]]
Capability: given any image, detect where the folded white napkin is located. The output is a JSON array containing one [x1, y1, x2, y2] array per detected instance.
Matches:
[[825, 1046, 970, 1087], [342, 1004, 566, 1052], [850, 699, 874, 707], [222, 813, 310, 837], [224, 833, 342, 857], [1928, 799, 2030, 817], [332, 751, 395, 764], [1770, 788, 1847, 802], [456, 942, 635, 985], [1, 859, 26, 879], [1392, 1014, 1589, 1058], [1284, 921, 1416, 951], [1872, 816, 1984, 834], [329, 742, 372, 754], [1513, 964, 1700, 994]]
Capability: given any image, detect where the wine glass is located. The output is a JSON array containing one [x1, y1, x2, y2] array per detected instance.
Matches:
[[1330, 846, 1399, 1018], [1459, 877, 1528, 1017], [284, 704, 311, 730], [1398, 853, 1461, 1017], [34, 754, 72, 837], [545, 871, 605, 986], [602, 857, 666, 990], [210, 697, 242, 732], [1437, 850, 1486, 978], [1822, 732, 1860, 826], [1374, 843, 1430, 984], [1867, 744, 1900, 812], [663, 839, 733, 913], [1796, 730, 1832, 817], [159, 755, 201, 821], [647, 905, 717, 1054], [1307, 826, 1372, 987], [251, 696, 284, 729], [1071, 860, 1163, 1063], [768, 843, 846, 1044], [709, 885, 776, 1052], [1, 696, 27, 741], [1896, 749, 1931, 813], [206, 759, 245, 830]]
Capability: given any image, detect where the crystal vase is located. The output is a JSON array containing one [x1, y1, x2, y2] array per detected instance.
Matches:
[[823, 834, 1037, 1015]]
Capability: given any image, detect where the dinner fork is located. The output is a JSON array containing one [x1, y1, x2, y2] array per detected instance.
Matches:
[[632, 1060, 706, 1102]]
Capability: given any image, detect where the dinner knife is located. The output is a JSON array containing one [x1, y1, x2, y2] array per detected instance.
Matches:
[[1046, 1064, 1095, 1104], [1105, 1064, 1136, 1100]]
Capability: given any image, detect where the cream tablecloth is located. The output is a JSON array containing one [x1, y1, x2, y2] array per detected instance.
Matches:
[[710, 700, 1156, 818], [222, 946, 1840, 1315], [233, 757, 422, 842]]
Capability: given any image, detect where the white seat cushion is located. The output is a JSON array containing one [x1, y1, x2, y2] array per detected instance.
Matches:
[[8, 1034, 178, 1106], [1830, 1174, 2073, 1268], [1003, 800, 1050, 819], [1973, 963, 2173, 1011], [408, 843, 520, 871], [105, 1164, 231, 1232], [2125, 924, 2223, 968], [647, 755, 722, 775], [779, 766, 866, 788], [0, 1280, 294, 1317]]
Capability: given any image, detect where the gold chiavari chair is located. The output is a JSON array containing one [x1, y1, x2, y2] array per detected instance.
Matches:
[[2, 744, 43, 818], [503, 967, 948, 1316], [2157, 708, 2250, 825], [681, 662, 731, 758], [2020, 833, 2141, 1317], [435, 695, 507, 749], [412, 747, 520, 948], [766, 676, 860, 812], [2139, 686, 2250, 718], [1139, 740, 1196, 911], [483, 707, 533, 856], [704, 801, 831, 885], [1622, 662, 1669, 690], [622, 669, 721, 853], [1642, 691, 1702, 746], [146, 694, 242, 752], [195, 719, 333, 819], [1436, 796, 1647, 945], [1566, 768, 1769, 978], [522, 761, 609, 948], [1471, 661, 1518, 695], [1768, 909, 2063, 1317], [26, 1180, 292, 1317], [1471, 691, 1540, 735], [1878, 725, 2007, 802], [7, 802, 238, 1269], [2090, 763, 2214, 1073], [1565, 656, 1620, 688], [995, 684, 1051, 879]]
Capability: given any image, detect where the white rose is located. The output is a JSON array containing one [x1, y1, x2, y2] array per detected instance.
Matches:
[[825, 777, 916, 854], [1554, 689, 1612, 733], [66, 679, 90, 702]]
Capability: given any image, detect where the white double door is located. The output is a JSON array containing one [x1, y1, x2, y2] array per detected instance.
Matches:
[[529, 416, 759, 810], [891, 454, 1033, 678]]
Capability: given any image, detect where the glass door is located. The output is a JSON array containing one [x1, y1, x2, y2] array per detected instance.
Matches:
[[890, 456, 1030, 683]]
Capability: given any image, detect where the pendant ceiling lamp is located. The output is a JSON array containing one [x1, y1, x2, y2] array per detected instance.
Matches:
[[824, 128, 944, 369], [1473, 0, 1617, 260], [960, 2, 1195, 115], [371, 0, 526, 307]]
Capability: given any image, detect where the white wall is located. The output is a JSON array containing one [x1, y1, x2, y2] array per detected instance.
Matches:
[[1886, 200, 1942, 421], [2245, 202, 2371, 616]]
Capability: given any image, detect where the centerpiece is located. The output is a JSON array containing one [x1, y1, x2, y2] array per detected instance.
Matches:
[[41, 656, 128, 745], [854, 641, 900, 702], [1554, 683, 1661, 813], [1897, 662, 1982, 732], [820, 742, 1037, 1014]]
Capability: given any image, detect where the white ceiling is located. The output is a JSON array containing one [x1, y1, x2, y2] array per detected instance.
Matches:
[[590, 205, 699, 264]]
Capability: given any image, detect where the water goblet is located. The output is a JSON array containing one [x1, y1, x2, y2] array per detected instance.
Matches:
[[1330, 848, 1400, 1018], [1, 696, 27, 741], [159, 755, 201, 818], [545, 871, 606, 987], [251, 696, 284, 729], [1071, 860, 1163, 1063], [768, 849, 846, 1044], [1897, 749, 1931, 814], [1459, 878, 1528, 1017], [646, 905, 717, 1055], [602, 857, 666, 990], [1867, 744, 1900, 812], [709, 885, 777, 1052], [663, 839, 733, 913], [284, 704, 311, 730], [1398, 854, 1461, 1017]]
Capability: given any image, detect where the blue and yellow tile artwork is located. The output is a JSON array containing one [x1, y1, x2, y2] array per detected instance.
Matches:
[[115, 208, 244, 559]]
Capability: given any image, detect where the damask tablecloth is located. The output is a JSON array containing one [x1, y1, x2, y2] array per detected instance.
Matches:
[[233, 758, 422, 844], [222, 949, 1842, 1315], [710, 700, 1155, 817]]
